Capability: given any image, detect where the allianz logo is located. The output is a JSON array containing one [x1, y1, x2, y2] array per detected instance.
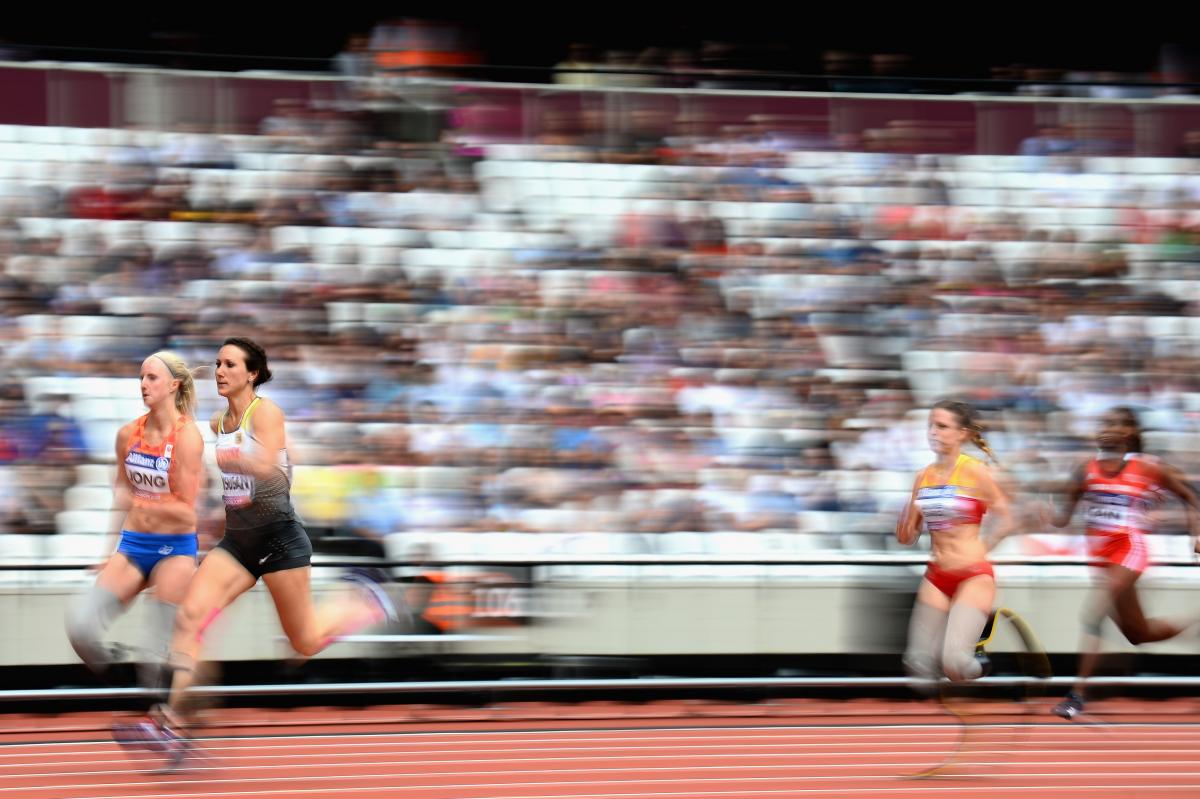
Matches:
[[128, 452, 170, 471]]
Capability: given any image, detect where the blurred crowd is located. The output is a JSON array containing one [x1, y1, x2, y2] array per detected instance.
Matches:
[[1, 76, 1200, 557], [328, 22, 1200, 98]]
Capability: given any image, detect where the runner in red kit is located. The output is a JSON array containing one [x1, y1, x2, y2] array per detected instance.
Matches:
[[1050, 406, 1200, 719]]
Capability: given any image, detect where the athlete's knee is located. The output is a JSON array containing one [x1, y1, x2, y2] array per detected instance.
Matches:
[[941, 604, 988, 682], [903, 648, 938, 681], [903, 651, 942, 698], [942, 649, 983, 682], [1117, 622, 1145, 645], [1112, 607, 1152, 644], [1080, 607, 1104, 638], [65, 586, 125, 671], [65, 607, 105, 666], [289, 633, 329, 658], [292, 640, 322, 657], [174, 597, 209, 640]]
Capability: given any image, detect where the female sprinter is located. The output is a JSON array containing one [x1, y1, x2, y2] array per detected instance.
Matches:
[[1050, 406, 1200, 719], [130, 337, 395, 767], [66, 352, 203, 709], [896, 399, 1016, 689]]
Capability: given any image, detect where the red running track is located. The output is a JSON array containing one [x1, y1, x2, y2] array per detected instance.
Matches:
[[1, 698, 1199, 798]]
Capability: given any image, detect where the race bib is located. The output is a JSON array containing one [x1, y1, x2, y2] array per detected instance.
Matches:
[[125, 451, 170, 498], [916, 486, 957, 530], [218, 446, 254, 507], [221, 470, 254, 507], [1085, 492, 1134, 532]]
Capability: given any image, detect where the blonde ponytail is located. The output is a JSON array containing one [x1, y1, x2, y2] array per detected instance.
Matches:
[[151, 351, 197, 417]]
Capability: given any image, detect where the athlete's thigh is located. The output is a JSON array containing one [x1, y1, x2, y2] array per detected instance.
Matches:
[[261, 566, 317, 643], [182, 549, 257, 620], [148, 555, 198, 606], [915, 578, 952, 613], [953, 574, 996, 613], [95, 554, 148, 603], [1109, 567, 1150, 632], [1103, 563, 1141, 598]]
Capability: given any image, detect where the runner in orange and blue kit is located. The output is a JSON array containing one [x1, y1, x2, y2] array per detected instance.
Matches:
[[65, 351, 204, 736]]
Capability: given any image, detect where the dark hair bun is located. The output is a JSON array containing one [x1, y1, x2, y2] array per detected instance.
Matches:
[[223, 337, 272, 387]]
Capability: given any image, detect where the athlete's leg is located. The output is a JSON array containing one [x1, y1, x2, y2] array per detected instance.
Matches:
[[140, 555, 196, 696], [1057, 565, 1140, 717], [66, 553, 146, 674], [262, 566, 388, 657], [942, 574, 995, 682], [163, 549, 255, 721], [905, 579, 951, 695], [1110, 566, 1193, 644]]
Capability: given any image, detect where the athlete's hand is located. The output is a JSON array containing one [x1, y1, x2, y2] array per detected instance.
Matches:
[[88, 556, 109, 573], [1020, 500, 1051, 533], [215, 448, 241, 472]]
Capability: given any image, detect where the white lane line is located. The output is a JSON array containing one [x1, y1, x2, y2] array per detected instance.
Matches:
[[8, 757, 1200, 781], [4, 723, 1198, 754], [4, 734, 1198, 762], [2, 729, 1191, 749], [0, 725, 972, 749], [49, 777, 1200, 799], [5, 719, 1200, 746], [409, 788, 1200, 799], [7, 748, 1200, 774], [0, 740, 1164, 763], [12, 768, 1200, 793]]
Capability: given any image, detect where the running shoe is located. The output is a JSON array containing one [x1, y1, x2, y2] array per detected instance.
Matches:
[[1052, 691, 1085, 720], [113, 719, 170, 753], [341, 567, 401, 624]]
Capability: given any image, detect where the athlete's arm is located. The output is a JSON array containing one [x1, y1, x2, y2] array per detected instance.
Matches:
[[216, 399, 286, 481], [895, 470, 924, 546], [168, 423, 204, 514], [99, 423, 136, 570], [1158, 461, 1200, 554], [973, 461, 1016, 551], [1050, 462, 1087, 529]]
